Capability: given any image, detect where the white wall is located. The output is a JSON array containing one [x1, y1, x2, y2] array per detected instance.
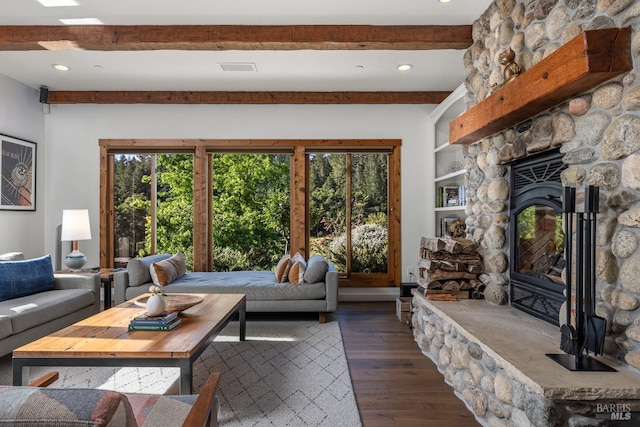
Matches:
[[0, 75, 45, 258], [42, 103, 434, 283]]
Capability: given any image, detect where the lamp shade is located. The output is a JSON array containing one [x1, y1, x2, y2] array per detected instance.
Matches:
[[60, 209, 92, 241]]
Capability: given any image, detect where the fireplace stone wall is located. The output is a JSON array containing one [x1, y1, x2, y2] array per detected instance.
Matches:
[[459, 0, 640, 371]]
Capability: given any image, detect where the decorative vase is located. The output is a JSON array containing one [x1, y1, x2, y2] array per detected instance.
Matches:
[[146, 294, 166, 316]]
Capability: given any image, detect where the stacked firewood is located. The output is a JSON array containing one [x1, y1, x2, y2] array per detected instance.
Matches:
[[417, 236, 484, 301]]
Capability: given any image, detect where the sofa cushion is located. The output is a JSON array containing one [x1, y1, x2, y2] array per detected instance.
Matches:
[[150, 253, 186, 286], [275, 254, 292, 283], [125, 271, 326, 302], [0, 252, 25, 261], [303, 255, 329, 283], [0, 289, 95, 334], [288, 252, 306, 285], [0, 386, 137, 427], [0, 255, 55, 302], [127, 393, 198, 427], [128, 254, 172, 287], [0, 316, 11, 340]]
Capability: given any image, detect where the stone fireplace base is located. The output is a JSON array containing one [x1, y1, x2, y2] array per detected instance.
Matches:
[[411, 292, 640, 426]]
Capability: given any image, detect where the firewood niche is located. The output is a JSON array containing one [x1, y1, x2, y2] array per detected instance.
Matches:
[[449, 27, 631, 145], [417, 236, 483, 301]]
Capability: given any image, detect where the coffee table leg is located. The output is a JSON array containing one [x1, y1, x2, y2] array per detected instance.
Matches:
[[12, 359, 27, 386], [239, 301, 246, 341], [179, 360, 192, 394]]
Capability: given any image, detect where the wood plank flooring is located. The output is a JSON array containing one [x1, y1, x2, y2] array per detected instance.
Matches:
[[338, 302, 479, 427]]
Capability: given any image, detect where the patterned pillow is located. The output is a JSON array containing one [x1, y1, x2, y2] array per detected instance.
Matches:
[[150, 253, 187, 286], [0, 255, 55, 302], [274, 254, 292, 283], [288, 252, 307, 285], [0, 386, 137, 427]]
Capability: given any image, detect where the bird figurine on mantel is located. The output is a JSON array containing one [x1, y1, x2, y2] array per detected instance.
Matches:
[[498, 47, 521, 83]]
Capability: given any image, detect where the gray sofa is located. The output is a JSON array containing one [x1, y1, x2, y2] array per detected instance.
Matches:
[[0, 253, 100, 357], [114, 253, 339, 322]]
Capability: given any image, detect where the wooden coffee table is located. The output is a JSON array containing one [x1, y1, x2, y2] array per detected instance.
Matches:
[[13, 293, 245, 394]]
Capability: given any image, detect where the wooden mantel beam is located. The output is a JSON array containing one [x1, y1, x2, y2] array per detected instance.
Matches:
[[0, 25, 471, 51], [46, 91, 450, 105], [450, 27, 632, 145]]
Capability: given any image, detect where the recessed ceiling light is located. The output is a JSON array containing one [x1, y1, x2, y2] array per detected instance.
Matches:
[[37, 0, 79, 6], [439, 0, 451, 3], [59, 18, 104, 25], [397, 64, 414, 71], [52, 64, 70, 71], [355, 65, 365, 70]]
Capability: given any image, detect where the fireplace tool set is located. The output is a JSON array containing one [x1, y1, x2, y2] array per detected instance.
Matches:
[[546, 185, 615, 372]]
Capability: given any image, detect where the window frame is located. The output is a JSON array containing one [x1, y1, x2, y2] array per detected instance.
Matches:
[[99, 139, 401, 287]]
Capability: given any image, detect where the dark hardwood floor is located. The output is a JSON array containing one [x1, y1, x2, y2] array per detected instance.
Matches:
[[338, 302, 479, 427]]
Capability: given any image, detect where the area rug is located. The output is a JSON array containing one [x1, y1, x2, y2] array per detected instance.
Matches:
[[0, 320, 362, 427]]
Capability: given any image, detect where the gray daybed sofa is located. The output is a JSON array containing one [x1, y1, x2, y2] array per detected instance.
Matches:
[[0, 253, 100, 357], [113, 253, 339, 322]]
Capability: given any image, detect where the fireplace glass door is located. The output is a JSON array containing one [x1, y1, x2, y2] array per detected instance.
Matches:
[[510, 198, 566, 325], [515, 204, 564, 284], [509, 148, 567, 325]]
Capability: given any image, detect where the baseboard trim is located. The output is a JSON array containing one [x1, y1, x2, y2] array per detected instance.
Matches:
[[339, 287, 399, 302]]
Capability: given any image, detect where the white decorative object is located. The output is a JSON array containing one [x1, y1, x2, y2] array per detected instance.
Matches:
[[145, 294, 166, 316]]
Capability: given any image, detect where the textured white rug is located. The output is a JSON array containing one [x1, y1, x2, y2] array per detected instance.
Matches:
[[1, 320, 362, 427]]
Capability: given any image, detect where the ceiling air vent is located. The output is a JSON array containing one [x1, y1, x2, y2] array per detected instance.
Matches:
[[218, 62, 258, 72]]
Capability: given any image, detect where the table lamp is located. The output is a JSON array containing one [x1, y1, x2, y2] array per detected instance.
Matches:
[[61, 209, 92, 269]]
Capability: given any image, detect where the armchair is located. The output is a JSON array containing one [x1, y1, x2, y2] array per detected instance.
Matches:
[[0, 371, 220, 427]]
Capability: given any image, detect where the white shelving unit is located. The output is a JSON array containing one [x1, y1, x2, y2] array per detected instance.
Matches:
[[429, 84, 467, 237]]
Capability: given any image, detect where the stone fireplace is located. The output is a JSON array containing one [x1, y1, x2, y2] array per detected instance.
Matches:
[[412, 1, 640, 425]]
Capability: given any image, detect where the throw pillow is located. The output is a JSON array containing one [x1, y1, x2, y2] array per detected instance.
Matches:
[[127, 254, 172, 287], [0, 255, 55, 302], [303, 254, 329, 283], [275, 254, 292, 283], [288, 252, 307, 285], [149, 253, 186, 286]]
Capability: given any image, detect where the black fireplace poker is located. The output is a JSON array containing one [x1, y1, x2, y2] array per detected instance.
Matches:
[[546, 185, 615, 372]]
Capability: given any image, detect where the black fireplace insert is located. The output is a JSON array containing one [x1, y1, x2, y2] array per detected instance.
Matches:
[[509, 149, 567, 325]]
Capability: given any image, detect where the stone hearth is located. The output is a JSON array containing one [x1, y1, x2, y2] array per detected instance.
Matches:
[[412, 294, 640, 426]]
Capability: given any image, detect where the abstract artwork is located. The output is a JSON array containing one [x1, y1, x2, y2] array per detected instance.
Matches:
[[0, 134, 36, 210]]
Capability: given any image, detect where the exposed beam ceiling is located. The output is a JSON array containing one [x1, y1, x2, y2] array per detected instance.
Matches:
[[0, 25, 472, 52], [46, 90, 450, 105], [0, 0, 494, 104], [13, 24, 470, 104]]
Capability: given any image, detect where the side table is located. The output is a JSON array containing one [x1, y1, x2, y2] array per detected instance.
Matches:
[[99, 268, 116, 309], [55, 268, 121, 310]]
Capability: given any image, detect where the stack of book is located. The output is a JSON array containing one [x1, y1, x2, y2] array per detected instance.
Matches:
[[128, 311, 180, 331]]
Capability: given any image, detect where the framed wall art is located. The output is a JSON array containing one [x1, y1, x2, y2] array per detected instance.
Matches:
[[0, 134, 36, 211]]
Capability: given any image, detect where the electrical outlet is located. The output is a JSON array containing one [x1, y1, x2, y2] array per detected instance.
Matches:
[[407, 267, 414, 276]]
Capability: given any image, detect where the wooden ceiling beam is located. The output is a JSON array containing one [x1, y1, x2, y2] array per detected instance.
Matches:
[[46, 91, 450, 104], [0, 25, 471, 51]]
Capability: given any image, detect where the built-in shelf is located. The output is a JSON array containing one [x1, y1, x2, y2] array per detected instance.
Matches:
[[435, 206, 466, 212], [434, 141, 454, 154], [435, 168, 466, 183], [450, 27, 632, 145]]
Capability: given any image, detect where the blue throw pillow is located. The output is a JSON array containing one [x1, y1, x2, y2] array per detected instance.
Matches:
[[0, 255, 55, 302]]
